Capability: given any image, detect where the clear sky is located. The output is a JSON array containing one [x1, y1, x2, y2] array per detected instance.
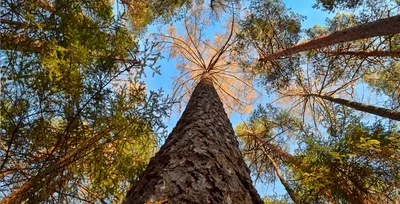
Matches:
[[142, 0, 334, 199]]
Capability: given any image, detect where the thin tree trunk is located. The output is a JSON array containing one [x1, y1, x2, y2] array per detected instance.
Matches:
[[324, 50, 400, 58], [264, 153, 299, 204], [243, 131, 293, 161], [124, 74, 263, 204], [259, 15, 400, 62], [242, 130, 299, 202], [1, 127, 114, 204], [244, 131, 337, 203], [310, 93, 400, 121]]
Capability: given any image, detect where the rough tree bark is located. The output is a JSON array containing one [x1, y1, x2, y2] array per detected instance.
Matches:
[[124, 74, 263, 204], [259, 14, 400, 62], [310, 93, 400, 121]]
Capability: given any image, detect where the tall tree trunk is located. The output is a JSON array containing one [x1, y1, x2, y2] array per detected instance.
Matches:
[[310, 93, 400, 121], [124, 74, 263, 204], [259, 15, 400, 62], [264, 153, 299, 204], [324, 50, 400, 58], [244, 131, 337, 203], [242, 131, 300, 202]]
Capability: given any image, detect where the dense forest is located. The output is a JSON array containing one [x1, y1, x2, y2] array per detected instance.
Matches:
[[1, 0, 399, 203]]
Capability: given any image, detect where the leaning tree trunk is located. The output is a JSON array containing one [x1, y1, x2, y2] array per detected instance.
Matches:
[[324, 50, 400, 58], [310, 94, 400, 121], [259, 14, 400, 62], [264, 153, 299, 204], [124, 74, 263, 204], [244, 131, 293, 161], [1, 126, 114, 204]]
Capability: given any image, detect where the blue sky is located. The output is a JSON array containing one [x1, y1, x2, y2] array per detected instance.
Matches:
[[142, 0, 334, 199]]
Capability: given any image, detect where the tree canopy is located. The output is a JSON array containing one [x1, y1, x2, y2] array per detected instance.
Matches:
[[1, 0, 176, 202], [1, 0, 399, 203]]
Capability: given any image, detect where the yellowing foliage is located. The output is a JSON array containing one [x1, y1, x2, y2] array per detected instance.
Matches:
[[158, 6, 259, 114]]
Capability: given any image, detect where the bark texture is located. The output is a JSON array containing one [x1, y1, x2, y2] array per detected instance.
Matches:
[[311, 94, 400, 121], [259, 14, 400, 62], [124, 75, 263, 204]]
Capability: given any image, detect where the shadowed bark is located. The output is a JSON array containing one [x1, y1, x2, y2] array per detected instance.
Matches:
[[124, 74, 263, 204], [259, 14, 400, 62]]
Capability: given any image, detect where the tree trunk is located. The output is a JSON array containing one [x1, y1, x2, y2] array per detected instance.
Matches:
[[311, 94, 400, 121], [324, 50, 400, 58], [124, 74, 263, 204], [244, 131, 293, 161], [264, 153, 299, 204], [259, 14, 400, 62], [0, 127, 114, 204], [241, 130, 300, 202]]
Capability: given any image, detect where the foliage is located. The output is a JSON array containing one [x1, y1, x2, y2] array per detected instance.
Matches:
[[235, 104, 297, 182], [235, 0, 400, 199], [120, 0, 192, 31], [292, 121, 400, 203], [313, 0, 365, 11], [157, 3, 259, 114], [266, 10, 400, 123], [236, 103, 400, 203], [262, 194, 291, 204], [235, 0, 304, 90], [363, 51, 400, 109], [313, 0, 399, 12], [2, 0, 400, 203], [0, 0, 176, 202]]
